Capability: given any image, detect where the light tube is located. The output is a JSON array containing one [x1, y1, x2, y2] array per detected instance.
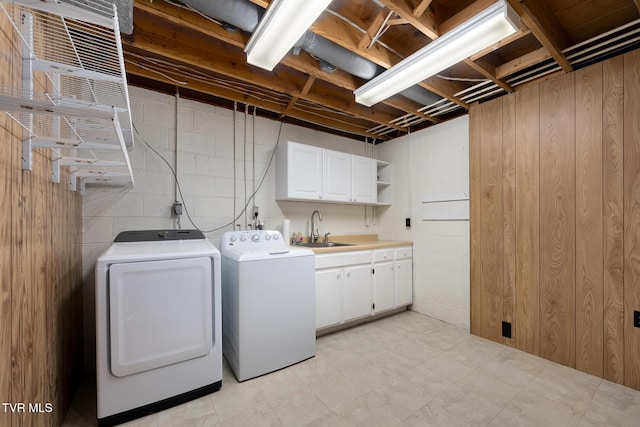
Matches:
[[354, 0, 519, 107], [245, 0, 332, 71]]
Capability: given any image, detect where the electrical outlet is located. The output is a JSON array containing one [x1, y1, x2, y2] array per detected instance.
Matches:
[[502, 321, 512, 338], [405, 217, 411, 228], [634, 311, 640, 328], [173, 202, 182, 215]]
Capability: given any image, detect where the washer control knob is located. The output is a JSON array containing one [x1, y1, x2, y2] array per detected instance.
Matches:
[[251, 233, 260, 242], [265, 234, 271, 240], [240, 235, 246, 241], [273, 234, 279, 240], [230, 236, 237, 242]]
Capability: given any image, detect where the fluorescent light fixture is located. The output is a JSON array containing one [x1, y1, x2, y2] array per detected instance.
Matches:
[[245, 0, 332, 71], [354, 0, 519, 107]]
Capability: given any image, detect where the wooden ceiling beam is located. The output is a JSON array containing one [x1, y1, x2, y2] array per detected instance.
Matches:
[[127, 12, 404, 130], [285, 75, 316, 115], [133, 1, 361, 93], [439, 0, 499, 34], [387, 17, 409, 26], [133, 0, 247, 48], [464, 58, 513, 92], [376, 0, 439, 39], [311, 13, 468, 109], [505, 0, 573, 72], [384, 96, 442, 124], [311, 12, 401, 70], [421, 78, 469, 109], [413, 0, 434, 18], [469, 28, 531, 61], [131, 1, 442, 129], [126, 57, 385, 139], [495, 46, 551, 79], [358, 9, 388, 50], [125, 56, 285, 113]]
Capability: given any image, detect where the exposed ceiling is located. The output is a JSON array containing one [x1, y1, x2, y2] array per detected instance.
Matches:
[[123, 0, 640, 141]]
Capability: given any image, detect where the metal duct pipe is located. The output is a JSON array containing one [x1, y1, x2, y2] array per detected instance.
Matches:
[[294, 31, 380, 80], [399, 86, 442, 106], [181, 0, 443, 106], [181, 0, 262, 32]]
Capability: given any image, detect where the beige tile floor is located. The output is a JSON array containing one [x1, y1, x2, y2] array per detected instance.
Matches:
[[63, 311, 640, 427]]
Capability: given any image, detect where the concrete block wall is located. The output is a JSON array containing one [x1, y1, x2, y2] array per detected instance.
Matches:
[[376, 116, 470, 329]]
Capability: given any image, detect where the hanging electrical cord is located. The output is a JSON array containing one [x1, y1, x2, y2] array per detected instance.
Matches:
[[132, 118, 285, 234], [175, 89, 181, 230], [244, 104, 248, 229], [252, 106, 257, 227], [233, 101, 237, 229]]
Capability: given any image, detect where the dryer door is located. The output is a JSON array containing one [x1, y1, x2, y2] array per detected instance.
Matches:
[[108, 256, 213, 377]]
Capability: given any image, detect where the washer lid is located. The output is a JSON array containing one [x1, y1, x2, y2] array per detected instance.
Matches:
[[96, 238, 220, 267]]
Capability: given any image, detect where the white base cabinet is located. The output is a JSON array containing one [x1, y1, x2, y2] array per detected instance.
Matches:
[[343, 264, 373, 321], [315, 246, 413, 331], [373, 249, 395, 314], [315, 268, 343, 329]]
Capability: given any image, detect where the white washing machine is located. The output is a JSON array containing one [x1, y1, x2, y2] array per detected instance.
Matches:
[[221, 230, 315, 381], [95, 230, 222, 427]]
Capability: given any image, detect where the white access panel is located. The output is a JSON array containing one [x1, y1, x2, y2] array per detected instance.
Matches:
[[109, 256, 212, 377]]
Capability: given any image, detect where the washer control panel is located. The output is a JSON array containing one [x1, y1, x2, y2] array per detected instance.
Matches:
[[221, 230, 285, 251]]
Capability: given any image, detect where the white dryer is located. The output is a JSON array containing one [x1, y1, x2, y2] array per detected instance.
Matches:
[[221, 230, 315, 381], [95, 230, 222, 427]]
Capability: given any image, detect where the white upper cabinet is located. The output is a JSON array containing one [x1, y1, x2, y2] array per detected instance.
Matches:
[[276, 141, 323, 201], [352, 155, 377, 204], [276, 141, 382, 205], [323, 149, 352, 202]]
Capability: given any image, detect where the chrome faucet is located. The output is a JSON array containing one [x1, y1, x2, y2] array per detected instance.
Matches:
[[324, 232, 331, 243], [310, 210, 323, 243]]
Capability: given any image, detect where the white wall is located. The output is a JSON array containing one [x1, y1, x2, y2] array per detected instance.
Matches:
[[82, 86, 378, 367], [376, 116, 470, 329]]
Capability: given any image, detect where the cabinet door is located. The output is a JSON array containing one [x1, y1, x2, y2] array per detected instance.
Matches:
[[395, 258, 413, 306], [352, 155, 377, 204], [323, 149, 352, 202], [343, 264, 373, 321], [288, 142, 323, 200], [315, 268, 343, 329], [373, 261, 394, 313]]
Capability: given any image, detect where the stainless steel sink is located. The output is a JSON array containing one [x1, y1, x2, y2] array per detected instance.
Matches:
[[297, 242, 355, 248]]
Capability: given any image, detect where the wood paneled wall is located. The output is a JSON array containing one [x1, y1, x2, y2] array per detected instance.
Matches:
[[1, 10, 83, 427], [470, 49, 640, 390]]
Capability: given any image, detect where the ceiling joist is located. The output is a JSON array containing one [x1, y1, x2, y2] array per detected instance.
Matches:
[[121, 0, 638, 140], [376, 0, 439, 39], [505, 0, 573, 72]]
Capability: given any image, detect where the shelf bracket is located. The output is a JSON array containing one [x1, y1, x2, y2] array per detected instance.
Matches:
[[69, 171, 78, 192], [51, 154, 60, 183]]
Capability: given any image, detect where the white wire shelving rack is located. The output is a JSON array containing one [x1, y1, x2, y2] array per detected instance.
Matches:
[[0, 0, 134, 193]]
